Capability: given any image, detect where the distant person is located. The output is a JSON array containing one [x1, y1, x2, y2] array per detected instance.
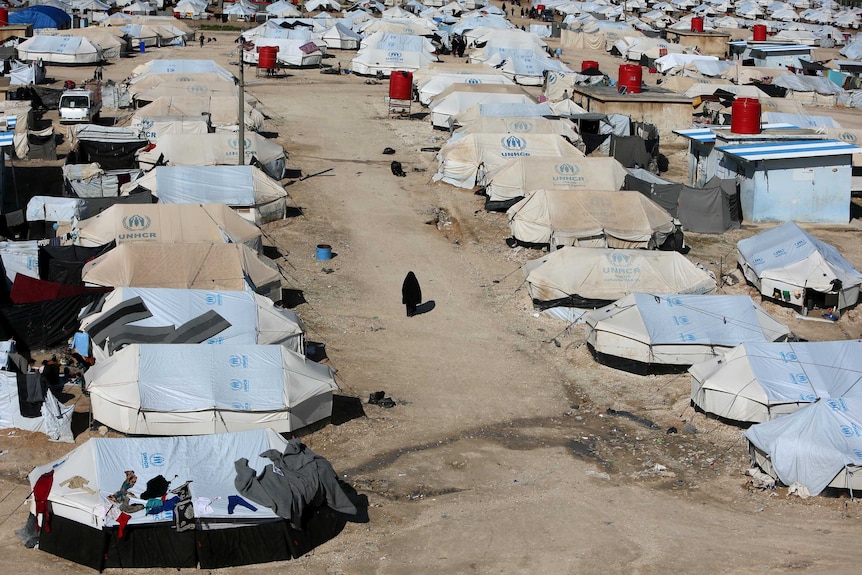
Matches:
[[402, 272, 422, 317], [200, 34, 205, 47], [94, 65, 103, 81]]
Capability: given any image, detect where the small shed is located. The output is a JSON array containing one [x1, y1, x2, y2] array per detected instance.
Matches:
[[715, 138, 862, 224], [728, 41, 815, 70], [674, 125, 862, 223]]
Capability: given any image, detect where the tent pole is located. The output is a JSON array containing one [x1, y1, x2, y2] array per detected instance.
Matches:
[[238, 39, 245, 166]]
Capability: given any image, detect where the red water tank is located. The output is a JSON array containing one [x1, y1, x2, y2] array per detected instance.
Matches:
[[257, 46, 279, 70], [581, 60, 598, 72], [389, 70, 413, 100], [537, 4, 545, 10], [731, 98, 762, 134], [0, 8, 8, 27], [618, 64, 642, 94], [753, 24, 767, 41], [691, 16, 704, 32]]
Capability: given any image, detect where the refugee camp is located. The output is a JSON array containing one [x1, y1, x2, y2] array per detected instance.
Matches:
[[2, 0, 862, 570]]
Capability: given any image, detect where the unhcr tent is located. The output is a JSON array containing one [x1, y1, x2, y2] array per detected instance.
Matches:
[[434, 134, 584, 189], [583, 294, 791, 366], [484, 156, 627, 210], [745, 397, 862, 495], [321, 23, 363, 50], [128, 165, 288, 224], [428, 84, 534, 129], [130, 95, 265, 132], [135, 132, 287, 179], [244, 38, 323, 68], [454, 117, 578, 141], [350, 31, 437, 76], [81, 243, 282, 296], [79, 287, 305, 355], [524, 247, 717, 310], [16, 36, 103, 65], [27, 429, 355, 570], [507, 189, 678, 249], [73, 204, 263, 251], [737, 221, 862, 311], [0, 370, 73, 442], [86, 344, 336, 435], [453, 102, 554, 127], [417, 72, 514, 105], [690, 341, 862, 423]]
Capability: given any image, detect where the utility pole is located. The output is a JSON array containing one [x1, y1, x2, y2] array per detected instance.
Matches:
[[238, 39, 245, 165]]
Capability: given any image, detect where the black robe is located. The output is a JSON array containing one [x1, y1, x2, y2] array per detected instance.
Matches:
[[401, 272, 422, 316]]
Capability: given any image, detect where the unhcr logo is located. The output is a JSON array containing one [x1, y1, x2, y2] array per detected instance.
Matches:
[[232, 402, 251, 410], [510, 121, 532, 132], [205, 293, 223, 306], [120, 214, 156, 240], [228, 354, 249, 368], [839, 132, 857, 144], [794, 239, 807, 248], [501, 136, 529, 157], [385, 51, 403, 63], [552, 162, 585, 186], [141, 452, 165, 468], [466, 78, 481, 84], [672, 315, 689, 326], [230, 379, 250, 392], [828, 398, 848, 412]]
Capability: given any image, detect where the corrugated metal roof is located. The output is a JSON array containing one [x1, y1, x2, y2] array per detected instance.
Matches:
[[716, 139, 862, 161], [749, 45, 815, 53], [673, 124, 798, 143]]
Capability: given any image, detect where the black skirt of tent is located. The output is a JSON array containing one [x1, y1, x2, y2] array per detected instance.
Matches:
[[532, 295, 614, 311], [36, 505, 348, 570], [38, 513, 110, 571], [484, 196, 523, 212], [38, 241, 115, 285], [587, 344, 690, 376]]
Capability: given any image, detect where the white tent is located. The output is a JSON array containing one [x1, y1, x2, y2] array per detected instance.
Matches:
[[350, 31, 437, 76], [737, 221, 862, 311], [86, 344, 337, 435], [472, 46, 572, 86], [266, 0, 302, 16], [130, 95, 265, 132], [453, 102, 554, 126], [433, 134, 584, 189], [81, 243, 282, 296], [454, 116, 579, 142], [27, 428, 291, 531], [320, 22, 362, 49], [745, 397, 862, 495], [507, 189, 677, 249], [225, 1, 257, 17], [417, 73, 514, 105], [524, 247, 717, 309], [483, 156, 628, 206], [690, 341, 862, 423], [73, 203, 263, 251], [0, 371, 73, 442], [428, 84, 533, 128], [135, 132, 287, 179], [16, 36, 104, 65], [127, 165, 288, 225], [583, 293, 791, 366], [244, 37, 324, 67], [79, 287, 305, 356], [175, 0, 207, 17]]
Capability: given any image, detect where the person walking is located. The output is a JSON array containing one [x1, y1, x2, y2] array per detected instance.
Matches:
[[94, 65, 103, 81], [402, 272, 422, 317]]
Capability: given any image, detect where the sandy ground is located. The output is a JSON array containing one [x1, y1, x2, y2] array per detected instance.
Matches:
[[2, 14, 862, 574]]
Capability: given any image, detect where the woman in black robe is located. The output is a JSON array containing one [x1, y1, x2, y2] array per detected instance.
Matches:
[[402, 272, 422, 317]]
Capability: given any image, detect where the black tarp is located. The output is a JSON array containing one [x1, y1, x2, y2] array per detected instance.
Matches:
[[623, 169, 682, 216], [67, 139, 148, 171], [677, 177, 741, 233], [38, 241, 115, 285], [0, 292, 105, 351], [27, 129, 57, 160], [78, 190, 154, 217]]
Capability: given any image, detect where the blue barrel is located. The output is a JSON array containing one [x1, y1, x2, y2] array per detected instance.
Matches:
[[139, 40, 145, 53], [316, 244, 332, 260]]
